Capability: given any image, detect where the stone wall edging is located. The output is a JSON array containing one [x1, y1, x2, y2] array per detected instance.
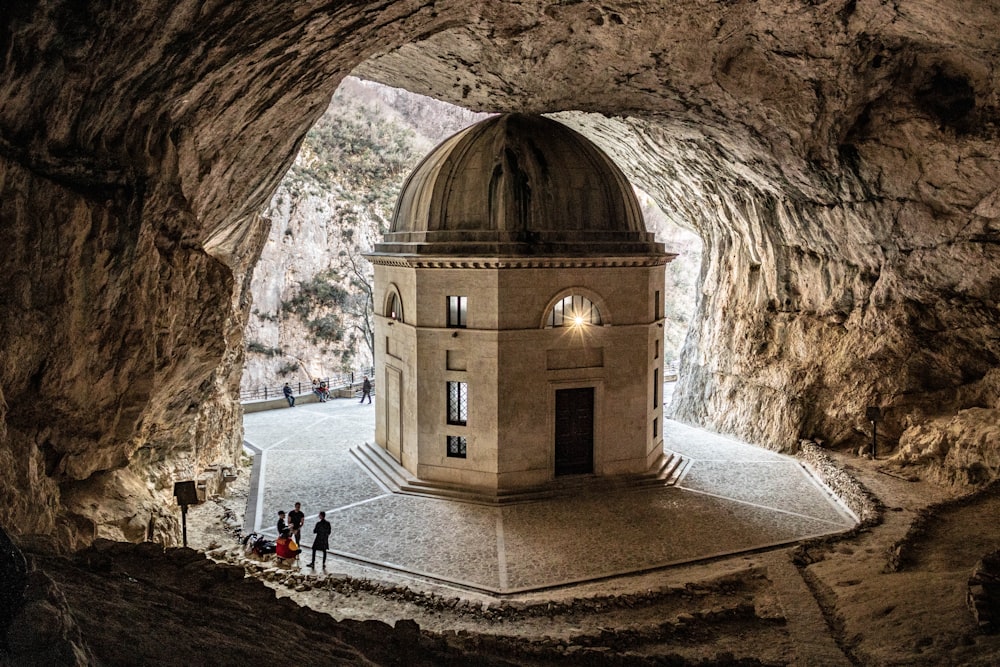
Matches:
[[797, 441, 881, 527]]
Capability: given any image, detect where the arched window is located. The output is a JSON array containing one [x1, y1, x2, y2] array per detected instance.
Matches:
[[386, 291, 403, 322], [546, 294, 603, 327]]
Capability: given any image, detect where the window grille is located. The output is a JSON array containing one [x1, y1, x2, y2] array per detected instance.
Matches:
[[447, 435, 467, 458], [547, 294, 602, 327], [447, 381, 468, 425]]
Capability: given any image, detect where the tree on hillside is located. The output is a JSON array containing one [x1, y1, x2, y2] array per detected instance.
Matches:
[[281, 270, 351, 348], [343, 247, 375, 365]]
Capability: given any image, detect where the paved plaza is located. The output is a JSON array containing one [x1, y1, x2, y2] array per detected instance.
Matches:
[[243, 397, 856, 594]]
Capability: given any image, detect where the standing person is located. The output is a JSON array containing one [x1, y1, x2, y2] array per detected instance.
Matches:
[[283, 382, 295, 407], [309, 511, 332, 568], [360, 375, 372, 404], [276, 510, 287, 535], [288, 502, 304, 544]]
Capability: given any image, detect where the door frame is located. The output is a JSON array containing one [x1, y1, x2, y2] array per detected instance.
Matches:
[[385, 365, 403, 463], [548, 378, 603, 478]]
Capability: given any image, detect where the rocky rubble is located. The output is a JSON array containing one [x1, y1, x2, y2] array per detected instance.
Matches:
[[797, 441, 882, 527], [1, 536, 795, 666], [215, 542, 771, 626], [2, 539, 506, 666], [969, 550, 1000, 634]]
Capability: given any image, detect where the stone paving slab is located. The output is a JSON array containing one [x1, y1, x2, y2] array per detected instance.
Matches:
[[664, 421, 791, 461], [243, 397, 857, 594], [499, 488, 845, 592], [269, 413, 371, 453], [260, 451, 384, 529], [332, 494, 502, 590], [678, 460, 854, 526]]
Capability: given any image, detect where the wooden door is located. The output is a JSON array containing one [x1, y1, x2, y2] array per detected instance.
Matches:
[[554, 387, 594, 475]]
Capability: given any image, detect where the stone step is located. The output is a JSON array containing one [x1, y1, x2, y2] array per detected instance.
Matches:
[[660, 449, 692, 486], [352, 443, 556, 504], [350, 442, 688, 506], [351, 442, 412, 489]]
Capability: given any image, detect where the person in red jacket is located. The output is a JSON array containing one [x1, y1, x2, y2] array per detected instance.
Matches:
[[274, 529, 300, 560]]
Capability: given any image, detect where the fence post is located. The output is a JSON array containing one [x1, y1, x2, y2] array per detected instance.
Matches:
[[264, 387, 268, 400]]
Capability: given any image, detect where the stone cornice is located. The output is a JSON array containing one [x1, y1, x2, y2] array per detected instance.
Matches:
[[363, 254, 675, 269]]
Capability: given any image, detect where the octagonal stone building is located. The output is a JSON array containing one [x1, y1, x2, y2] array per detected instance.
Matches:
[[367, 113, 674, 493]]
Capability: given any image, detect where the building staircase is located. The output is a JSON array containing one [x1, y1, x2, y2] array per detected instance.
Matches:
[[350, 441, 690, 506]]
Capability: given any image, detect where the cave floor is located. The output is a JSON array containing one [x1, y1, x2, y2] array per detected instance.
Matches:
[[242, 397, 856, 595]]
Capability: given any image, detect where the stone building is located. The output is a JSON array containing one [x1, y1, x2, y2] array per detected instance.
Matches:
[[367, 114, 673, 492]]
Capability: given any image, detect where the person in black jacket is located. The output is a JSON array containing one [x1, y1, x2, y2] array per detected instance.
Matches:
[[283, 382, 295, 407], [309, 511, 332, 568], [288, 502, 304, 544], [360, 375, 372, 404]]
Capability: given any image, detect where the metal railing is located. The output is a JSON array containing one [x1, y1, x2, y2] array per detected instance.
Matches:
[[242, 360, 670, 402], [240, 367, 374, 403]]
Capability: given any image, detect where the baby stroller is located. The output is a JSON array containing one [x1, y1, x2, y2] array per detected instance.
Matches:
[[242, 532, 276, 560]]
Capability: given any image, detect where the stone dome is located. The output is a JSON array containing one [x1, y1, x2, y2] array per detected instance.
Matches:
[[376, 114, 662, 256]]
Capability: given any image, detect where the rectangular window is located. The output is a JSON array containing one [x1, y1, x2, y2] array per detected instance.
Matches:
[[447, 381, 468, 425], [654, 339, 660, 360], [653, 417, 659, 438], [653, 368, 660, 407], [447, 435, 467, 458], [654, 290, 661, 320], [447, 296, 467, 328]]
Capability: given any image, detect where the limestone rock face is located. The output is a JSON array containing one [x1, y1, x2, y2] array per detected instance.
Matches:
[[1, 1, 999, 547], [896, 405, 1000, 485], [242, 174, 374, 388], [241, 78, 486, 390]]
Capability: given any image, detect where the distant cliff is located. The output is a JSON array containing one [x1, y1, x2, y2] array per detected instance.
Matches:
[[241, 78, 487, 390]]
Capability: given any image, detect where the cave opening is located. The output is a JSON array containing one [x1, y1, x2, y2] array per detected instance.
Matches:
[[240, 77, 704, 415], [231, 80, 863, 597]]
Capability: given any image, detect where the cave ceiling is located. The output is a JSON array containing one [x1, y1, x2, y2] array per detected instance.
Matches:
[[1, 0, 999, 543]]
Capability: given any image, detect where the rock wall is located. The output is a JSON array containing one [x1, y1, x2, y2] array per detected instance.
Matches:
[[0, 151, 260, 546], [560, 75, 1000, 461], [243, 175, 377, 389], [0, 0, 458, 545], [1, 0, 999, 549]]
